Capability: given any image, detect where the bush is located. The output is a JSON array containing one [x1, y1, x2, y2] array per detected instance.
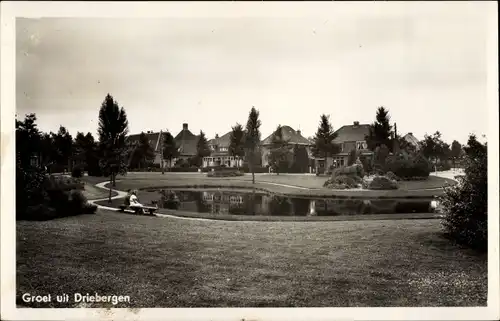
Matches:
[[207, 169, 244, 177], [439, 135, 487, 252], [323, 174, 362, 189], [240, 165, 269, 173], [71, 166, 83, 178], [16, 167, 97, 221], [385, 153, 431, 180], [385, 171, 401, 181], [362, 175, 398, 190], [332, 164, 364, 178]]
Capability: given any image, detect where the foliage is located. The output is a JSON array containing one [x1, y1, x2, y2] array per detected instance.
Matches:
[[229, 123, 245, 166], [323, 174, 362, 189], [52, 126, 73, 170], [420, 131, 451, 166], [161, 131, 179, 169], [97, 94, 129, 186], [245, 106, 262, 184], [16, 113, 43, 169], [332, 164, 365, 179], [130, 132, 156, 169], [372, 144, 390, 173], [291, 144, 310, 173], [385, 171, 401, 181], [268, 195, 293, 216], [311, 114, 340, 159], [440, 134, 487, 252], [365, 106, 394, 152], [195, 130, 211, 167], [385, 153, 431, 180], [207, 169, 244, 177], [71, 166, 83, 178], [268, 125, 292, 175], [450, 140, 463, 168], [362, 175, 399, 190], [347, 149, 358, 166]]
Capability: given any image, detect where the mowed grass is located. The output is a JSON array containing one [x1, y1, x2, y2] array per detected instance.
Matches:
[[17, 210, 486, 307], [106, 173, 452, 199]]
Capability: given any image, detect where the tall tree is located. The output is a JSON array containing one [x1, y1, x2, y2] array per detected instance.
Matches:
[[196, 130, 211, 167], [229, 123, 245, 169], [134, 132, 155, 169], [15, 113, 42, 169], [97, 93, 129, 195], [450, 140, 463, 168], [73, 132, 88, 168], [268, 125, 291, 175], [311, 114, 340, 165], [365, 106, 394, 152], [53, 125, 73, 172], [292, 144, 310, 173], [420, 131, 449, 168], [245, 106, 262, 184], [162, 131, 179, 172]]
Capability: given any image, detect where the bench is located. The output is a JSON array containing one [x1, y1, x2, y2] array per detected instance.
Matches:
[[118, 205, 158, 216]]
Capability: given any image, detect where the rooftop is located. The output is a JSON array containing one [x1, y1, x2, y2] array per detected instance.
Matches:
[[332, 122, 371, 143], [261, 125, 312, 146]]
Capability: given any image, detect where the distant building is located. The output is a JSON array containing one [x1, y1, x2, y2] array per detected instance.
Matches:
[[126, 130, 163, 166], [203, 131, 244, 168], [260, 126, 314, 170], [401, 132, 421, 151], [316, 121, 373, 171], [174, 123, 199, 164]]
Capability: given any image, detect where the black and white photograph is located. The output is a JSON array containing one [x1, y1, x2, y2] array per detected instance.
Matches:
[[1, 1, 499, 320]]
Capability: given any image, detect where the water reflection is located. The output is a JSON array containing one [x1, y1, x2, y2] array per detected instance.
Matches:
[[155, 189, 433, 216]]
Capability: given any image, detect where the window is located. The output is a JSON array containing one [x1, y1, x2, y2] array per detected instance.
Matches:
[[340, 143, 344, 152], [356, 141, 367, 150]]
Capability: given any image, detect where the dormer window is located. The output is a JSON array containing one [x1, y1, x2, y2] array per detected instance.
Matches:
[[356, 141, 367, 150]]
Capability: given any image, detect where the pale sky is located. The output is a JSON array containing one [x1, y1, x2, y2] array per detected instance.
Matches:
[[16, 3, 494, 144]]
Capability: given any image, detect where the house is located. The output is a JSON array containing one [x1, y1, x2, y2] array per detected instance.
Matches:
[[401, 132, 421, 151], [318, 121, 373, 171], [126, 130, 163, 166], [260, 126, 314, 171], [203, 131, 244, 168], [174, 123, 200, 164]]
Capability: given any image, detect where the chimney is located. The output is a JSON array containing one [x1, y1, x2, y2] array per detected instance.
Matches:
[[408, 132, 413, 136], [215, 133, 219, 139], [353, 121, 360, 126], [182, 123, 188, 130], [297, 130, 301, 136]]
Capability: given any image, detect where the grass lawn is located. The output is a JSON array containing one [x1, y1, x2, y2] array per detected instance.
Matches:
[[105, 173, 452, 199], [17, 210, 486, 307], [81, 182, 117, 200]]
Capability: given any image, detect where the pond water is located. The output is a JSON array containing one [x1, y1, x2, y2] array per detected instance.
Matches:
[[141, 188, 434, 216]]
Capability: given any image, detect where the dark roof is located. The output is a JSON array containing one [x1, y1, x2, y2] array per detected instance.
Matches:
[[261, 126, 312, 146], [174, 128, 199, 156], [208, 131, 232, 148], [332, 124, 371, 143], [403, 133, 420, 147], [126, 132, 162, 152]]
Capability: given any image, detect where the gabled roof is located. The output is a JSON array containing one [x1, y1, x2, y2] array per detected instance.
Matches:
[[403, 133, 421, 149], [261, 126, 312, 146], [208, 131, 232, 148], [332, 124, 371, 143], [126, 132, 162, 152], [174, 128, 199, 156]]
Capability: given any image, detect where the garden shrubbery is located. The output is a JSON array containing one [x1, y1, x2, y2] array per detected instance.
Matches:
[[384, 153, 431, 180], [17, 165, 97, 221], [362, 175, 399, 190], [207, 168, 244, 178], [323, 164, 364, 189], [439, 135, 487, 252], [71, 166, 83, 178]]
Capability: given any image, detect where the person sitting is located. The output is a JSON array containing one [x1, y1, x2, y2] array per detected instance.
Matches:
[[129, 190, 145, 214]]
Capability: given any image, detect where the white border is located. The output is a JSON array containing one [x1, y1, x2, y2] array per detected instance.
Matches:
[[1, 2, 499, 320]]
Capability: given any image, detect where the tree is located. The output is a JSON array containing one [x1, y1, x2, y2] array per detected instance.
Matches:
[[229, 123, 245, 169], [133, 132, 155, 169], [162, 131, 179, 171], [268, 125, 292, 175], [347, 149, 358, 166], [440, 134, 487, 251], [245, 106, 262, 184], [365, 106, 394, 152], [292, 144, 310, 173], [73, 132, 88, 169], [311, 114, 340, 168], [16, 113, 42, 169], [97, 94, 129, 197], [52, 126, 73, 172], [195, 130, 211, 167], [420, 131, 449, 168], [450, 140, 462, 168]]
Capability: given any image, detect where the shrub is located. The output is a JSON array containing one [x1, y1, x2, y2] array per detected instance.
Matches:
[[332, 164, 364, 178], [71, 166, 83, 178], [207, 169, 244, 177], [385, 153, 431, 180], [439, 135, 487, 252], [362, 175, 398, 190], [324, 174, 361, 189], [268, 195, 293, 215], [385, 171, 401, 181]]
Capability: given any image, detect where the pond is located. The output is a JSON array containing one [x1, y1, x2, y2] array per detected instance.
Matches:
[[140, 188, 435, 216]]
